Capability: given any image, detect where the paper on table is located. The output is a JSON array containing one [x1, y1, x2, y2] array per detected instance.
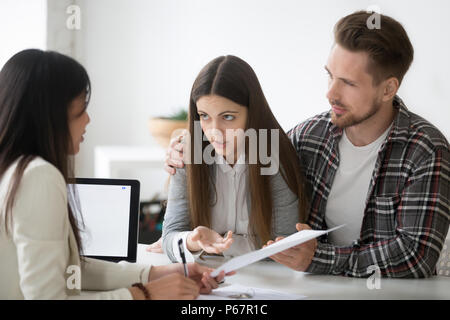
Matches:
[[197, 283, 307, 300], [210, 225, 344, 277]]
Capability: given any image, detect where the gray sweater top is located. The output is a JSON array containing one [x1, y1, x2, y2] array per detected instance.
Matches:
[[162, 165, 300, 262]]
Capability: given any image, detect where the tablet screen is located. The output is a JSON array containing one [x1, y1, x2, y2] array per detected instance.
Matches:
[[76, 184, 130, 257], [68, 178, 140, 262]]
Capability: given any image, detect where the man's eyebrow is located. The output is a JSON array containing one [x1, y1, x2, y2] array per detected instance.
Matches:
[[324, 65, 357, 84]]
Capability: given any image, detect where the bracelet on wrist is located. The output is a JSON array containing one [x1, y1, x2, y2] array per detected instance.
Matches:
[[132, 282, 150, 300]]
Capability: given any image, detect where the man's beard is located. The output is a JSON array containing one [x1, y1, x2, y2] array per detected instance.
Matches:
[[330, 98, 382, 129]]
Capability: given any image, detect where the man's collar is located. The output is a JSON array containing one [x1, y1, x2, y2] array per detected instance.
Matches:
[[388, 95, 411, 145]]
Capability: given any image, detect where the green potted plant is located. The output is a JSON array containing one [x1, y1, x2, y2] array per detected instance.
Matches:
[[148, 109, 188, 147]]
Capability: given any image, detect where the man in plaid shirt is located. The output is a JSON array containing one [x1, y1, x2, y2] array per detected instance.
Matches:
[[266, 11, 449, 278], [164, 11, 449, 278], [279, 94, 449, 278]]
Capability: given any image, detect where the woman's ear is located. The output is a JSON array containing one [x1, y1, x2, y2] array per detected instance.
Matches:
[[382, 77, 399, 102]]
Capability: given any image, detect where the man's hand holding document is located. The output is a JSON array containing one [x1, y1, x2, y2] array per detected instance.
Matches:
[[210, 225, 344, 277]]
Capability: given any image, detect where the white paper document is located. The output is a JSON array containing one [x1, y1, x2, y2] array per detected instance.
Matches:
[[197, 283, 307, 300], [210, 225, 344, 277]]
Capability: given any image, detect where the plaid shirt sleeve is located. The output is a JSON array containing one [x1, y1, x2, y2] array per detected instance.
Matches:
[[306, 144, 450, 278]]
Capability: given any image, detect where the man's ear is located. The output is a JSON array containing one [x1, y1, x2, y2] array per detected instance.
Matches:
[[382, 77, 399, 102]]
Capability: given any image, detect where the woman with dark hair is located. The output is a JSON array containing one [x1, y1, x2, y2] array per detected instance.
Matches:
[[0, 49, 226, 299], [161, 55, 310, 262]]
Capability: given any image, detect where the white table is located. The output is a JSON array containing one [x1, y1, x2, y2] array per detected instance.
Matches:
[[136, 244, 450, 300]]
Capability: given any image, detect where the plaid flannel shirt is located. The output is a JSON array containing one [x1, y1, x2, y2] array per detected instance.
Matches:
[[288, 96, 450, 278]]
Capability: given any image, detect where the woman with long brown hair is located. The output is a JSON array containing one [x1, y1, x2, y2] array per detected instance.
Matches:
[[0, 49, 226, 299], [161, 55, 310, 262]]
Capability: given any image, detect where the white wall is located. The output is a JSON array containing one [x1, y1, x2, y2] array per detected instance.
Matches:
[[56, 0, 450, 198], [0, 0, 47, 69]]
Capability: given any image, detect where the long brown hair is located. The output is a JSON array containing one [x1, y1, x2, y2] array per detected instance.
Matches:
[[186, 55, 310, 246], [0, 49, 90, 255]]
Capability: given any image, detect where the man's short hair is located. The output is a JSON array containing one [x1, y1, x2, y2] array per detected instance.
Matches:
[[334, 11, 414, 86]]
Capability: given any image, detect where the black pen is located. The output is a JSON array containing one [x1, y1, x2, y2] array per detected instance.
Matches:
[[178, 238, 189, 277]]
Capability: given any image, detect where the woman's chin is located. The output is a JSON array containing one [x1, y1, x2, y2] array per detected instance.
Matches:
[[214, 148, 225, 156], [69, 143, 81, 155]]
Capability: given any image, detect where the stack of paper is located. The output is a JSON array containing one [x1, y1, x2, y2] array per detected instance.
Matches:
[[210, 225, 344, 277], [198, 283, 306, 300]]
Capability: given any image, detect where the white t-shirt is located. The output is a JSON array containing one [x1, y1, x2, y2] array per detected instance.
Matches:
[[325, 124, 392, 246]]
